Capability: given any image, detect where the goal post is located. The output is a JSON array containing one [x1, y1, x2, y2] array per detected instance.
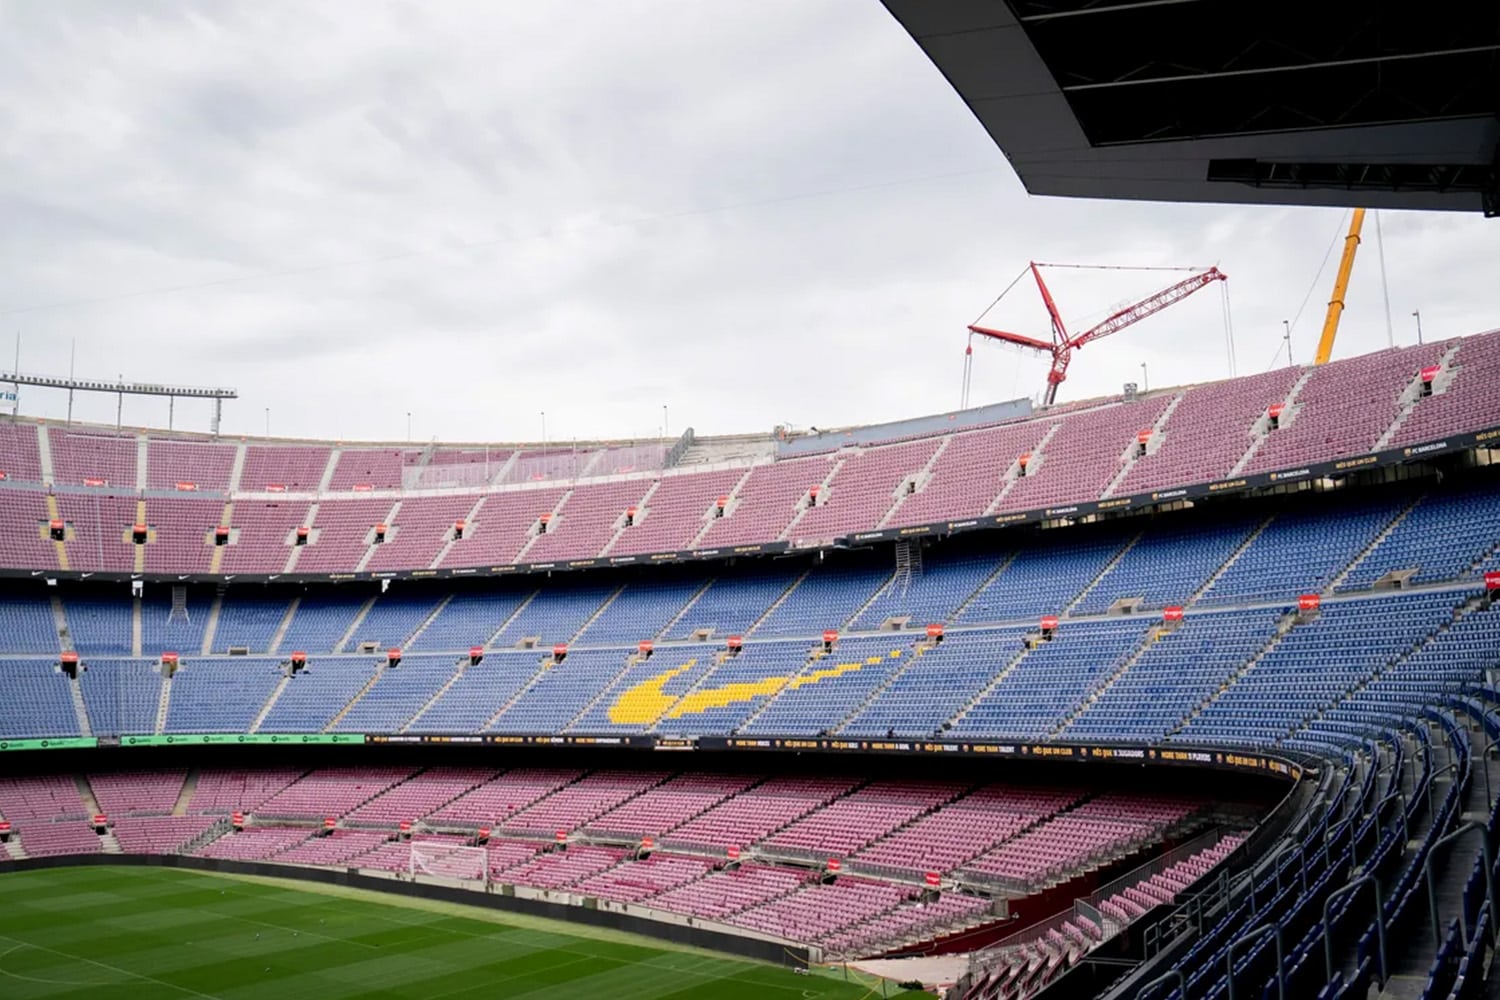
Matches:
[[407, 841, 489, 890]]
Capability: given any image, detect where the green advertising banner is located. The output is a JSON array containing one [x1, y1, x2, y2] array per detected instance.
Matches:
[[120, 734, 364, 747], [0, 737, 99, 752]]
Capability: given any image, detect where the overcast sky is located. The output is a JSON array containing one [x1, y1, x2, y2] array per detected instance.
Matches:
[[2, 1, 1497, 447]]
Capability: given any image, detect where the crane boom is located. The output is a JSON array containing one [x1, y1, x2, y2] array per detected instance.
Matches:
[[1314, 209, 1365, 366], [965, 263, 1228, 405]]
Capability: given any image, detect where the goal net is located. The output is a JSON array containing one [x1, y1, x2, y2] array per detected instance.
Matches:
[[407, 841, 489, 888]]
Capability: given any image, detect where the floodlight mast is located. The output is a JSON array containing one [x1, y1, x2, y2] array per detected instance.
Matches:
[[967, 262, 1228, 406]]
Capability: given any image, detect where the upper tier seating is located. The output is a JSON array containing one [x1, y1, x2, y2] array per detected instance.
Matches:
[[1, 331, 1497, 577]]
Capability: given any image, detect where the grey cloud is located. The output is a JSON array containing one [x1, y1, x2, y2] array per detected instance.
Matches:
[[0, 0, 1496, 446]]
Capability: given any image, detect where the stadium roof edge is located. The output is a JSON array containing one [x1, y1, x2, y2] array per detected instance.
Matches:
[[880, 0, 1500, 214]]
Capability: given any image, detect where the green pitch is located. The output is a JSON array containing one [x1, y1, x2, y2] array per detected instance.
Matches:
[[0, 866, 924, 999]]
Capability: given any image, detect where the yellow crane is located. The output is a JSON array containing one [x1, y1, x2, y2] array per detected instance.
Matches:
[[1313, 208, 1365, 365]]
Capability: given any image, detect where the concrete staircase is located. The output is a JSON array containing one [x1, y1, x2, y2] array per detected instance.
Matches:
[[316, 449, 341, 493], [1328, 495, 1424, 592], [266, 597, 300, 656], [401, 656, 471, 733], [431, 494, 487, 569], [154, 666, 173, 734], [570, 585, 627, 643], [1169, 611, 1301, 735], [1065, 531, 1145, 614], [745, 570, 811, 635], [1374, 342, 1463, 450], [282, 502, 319, 574], [877, 434, 953, 529], [334, 595, 380, 654], [323, 665, 384, 732], [200, 592, 225, 654], [403, 594, 454, 649], [226, 443, 248, 492], [1101, 392, 1183, 499], [601, 480, 660, 557], [689, 467, 755, 548], [986, 422, 1061, 515], [131, 596, 143, 657], [355, 500, 402, 573], [1230, 369, 1315, 477], [779, 459, 845, 544], [249, 673, 292, 734], [1192, 515, 1275, 601], [1050, 627, 1162, 736], [172, 770, 200, 816]]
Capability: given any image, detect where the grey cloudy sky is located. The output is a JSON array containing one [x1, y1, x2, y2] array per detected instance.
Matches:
[[2, 0, 1497, 446]]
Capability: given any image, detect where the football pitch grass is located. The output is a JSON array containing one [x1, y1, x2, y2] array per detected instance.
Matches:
[[0, 866, 926, 999]]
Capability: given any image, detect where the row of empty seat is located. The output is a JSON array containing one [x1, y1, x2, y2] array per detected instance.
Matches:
[[3, 329, 1495, 573]]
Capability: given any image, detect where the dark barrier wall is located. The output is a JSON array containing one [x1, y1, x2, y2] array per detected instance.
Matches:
[[0, 852, 810, 968]]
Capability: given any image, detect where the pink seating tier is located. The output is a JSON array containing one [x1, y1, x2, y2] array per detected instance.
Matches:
[[427, 768, 583, 827], [274, 829, 391, 866], [1096, 833, 1244, 930], [187, 769, 305, 814], [294, 499, 392, 573], [327, 448, 406, 491], [646, 863, 809, 921], [196, 825, 314, 860], [590, 444, 668, 477], [525, 480, 652, 563], [728, 875, 909, 941], [366, 495, 476, 572], [239, 445, 331, 492], [18, 821, 102, 857], [486, 839, 548, 875], [497, 450, 593, 485], [789, 439, 943, 544], [55, 493, 136, 572], [889, 422, 1049, 527], [572, 853, 715, 903], [1391, 332, 1500, 447], [0, 775, 88, 820], [960, 794, 1200, 889], [0, 421, 43, 482], [494, 845, 629, 889], [584, 773, 759, 838], [344, 768, 495, 827], [143, 498, 215, 573], [663, 775, 861, 852], [405, 448, 513, 491], [852, 786, 1083, 876], [439, 488, 568, 569], [347, 833, 471, 873], [49, 429, 137, 489], [1247, 342, 1450, 473], [220, 501, 312, 574], [697, 457, 828, 548], [1002, 397, 1174, 512], [1114, 368, 1302, 495], [111, 815, 219, 854], [822, 893, 993, 955], [609, 468, 744, 556], [146, 439, 236, 492], [89, 771, 186, 816], [500, 770, 669, 836], [764, 780, 966, 858], [253, 767, 417, 820], [0, 491, 62, 571]]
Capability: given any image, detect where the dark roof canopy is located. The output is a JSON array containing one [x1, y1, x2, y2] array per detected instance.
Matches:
[[883, 0, 1499, 214]]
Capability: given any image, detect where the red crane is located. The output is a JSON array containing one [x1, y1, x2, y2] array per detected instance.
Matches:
[[964, 262, 1228, 407]]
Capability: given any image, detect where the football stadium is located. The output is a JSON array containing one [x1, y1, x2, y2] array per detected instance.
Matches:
[[1, 4, 1498, 1000]]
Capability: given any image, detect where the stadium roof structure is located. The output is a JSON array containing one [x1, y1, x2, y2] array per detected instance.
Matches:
[[882, 0, 1500, 215]]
